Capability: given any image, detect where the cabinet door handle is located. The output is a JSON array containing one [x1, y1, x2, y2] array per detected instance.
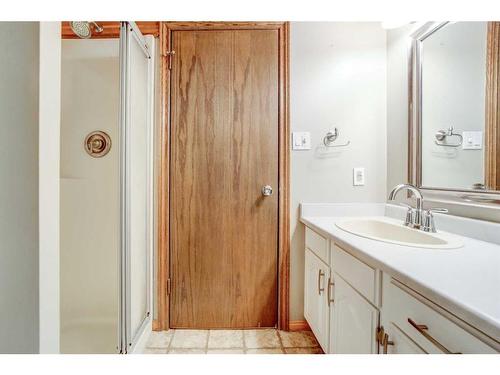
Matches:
[[327, 278, 334, 306], [376, 327, 394, 354], [407, 318, 458, 354], [383, 333, 394, 354], [317, 270, 325, 295]]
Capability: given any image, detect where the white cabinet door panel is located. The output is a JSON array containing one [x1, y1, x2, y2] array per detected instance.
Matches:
[[331, 273, 379, 354], [304, 248, 329, 352]]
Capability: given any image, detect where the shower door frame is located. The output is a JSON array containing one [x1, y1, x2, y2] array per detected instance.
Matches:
[[119, 21, 155, 353]]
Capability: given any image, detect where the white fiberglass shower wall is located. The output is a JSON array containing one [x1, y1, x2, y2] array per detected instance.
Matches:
[[60, 23, 154, 354], [60, 38, 120, 353]]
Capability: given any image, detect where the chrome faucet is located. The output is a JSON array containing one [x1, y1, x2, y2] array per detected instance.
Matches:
[[388, 184, 448, 232], [388, 184, 424, 229]]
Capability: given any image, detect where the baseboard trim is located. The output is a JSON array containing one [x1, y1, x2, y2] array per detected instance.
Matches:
[[152, 319, 310, 332], [288, 320, 311, 331]]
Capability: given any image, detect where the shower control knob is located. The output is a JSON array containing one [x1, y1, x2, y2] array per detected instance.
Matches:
[[85, 131, 112, 158], [261, 185, 273, 196]]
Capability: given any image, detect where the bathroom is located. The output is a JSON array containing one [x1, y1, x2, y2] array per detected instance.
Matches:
[[1, 1, 499, 373]]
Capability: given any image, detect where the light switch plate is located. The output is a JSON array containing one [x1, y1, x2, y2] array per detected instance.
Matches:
[[292, 132, 311, 150], [462, 131, 483, 150], [353, 167, 365, 186]]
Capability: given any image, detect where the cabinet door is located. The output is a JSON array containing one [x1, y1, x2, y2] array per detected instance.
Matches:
[[304, 248, 329, 351], [331, 273, 379, 354], [383, 323, 426, 354]]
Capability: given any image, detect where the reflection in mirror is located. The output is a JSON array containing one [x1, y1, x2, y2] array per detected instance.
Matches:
[[412, 22, 500, 193]]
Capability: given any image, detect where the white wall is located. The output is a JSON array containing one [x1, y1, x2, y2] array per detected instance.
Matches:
[[38, 21, 61, 354], [290, 22, 387, 320], [0, 22, 40, 354], [421, 22, 487, 190]]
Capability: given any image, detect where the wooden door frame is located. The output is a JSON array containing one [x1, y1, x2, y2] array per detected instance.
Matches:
[[485, 21, 500, 190], [154, 21, 290, 331]]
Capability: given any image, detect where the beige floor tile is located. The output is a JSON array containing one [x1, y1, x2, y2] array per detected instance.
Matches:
[[170, 330, 208, 349], [279, 331, 319, 348], [244, 329, 281, 349], [142, 348, 168, 354], [207, 349, 245, 354], [168, 348, 206, 354], [246, 348, 284, 354], [284, 347, 323, 354], [208, 330, 244, 349], [145, 330, 174, 348]]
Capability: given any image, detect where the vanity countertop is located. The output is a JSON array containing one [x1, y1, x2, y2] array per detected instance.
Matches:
[[300, 203, 500, 342]]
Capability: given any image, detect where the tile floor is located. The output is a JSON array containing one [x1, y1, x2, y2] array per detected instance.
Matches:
[[142, 329, 322, 354]]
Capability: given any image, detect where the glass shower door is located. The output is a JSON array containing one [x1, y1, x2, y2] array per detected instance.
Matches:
[[119, 21, 153, 353]]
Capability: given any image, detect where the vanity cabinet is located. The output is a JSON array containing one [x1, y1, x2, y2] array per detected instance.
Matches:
[[304, 227, 380, 354], [303, 224, 499, 354]]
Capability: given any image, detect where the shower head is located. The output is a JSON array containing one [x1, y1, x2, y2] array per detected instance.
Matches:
[[69, 21, 104, 39]]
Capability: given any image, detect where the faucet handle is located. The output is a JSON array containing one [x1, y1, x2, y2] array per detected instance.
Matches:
[[422, 208, 448, 233], [399, 203, 414, 227]]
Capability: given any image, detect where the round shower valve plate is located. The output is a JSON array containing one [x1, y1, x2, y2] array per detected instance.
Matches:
[[85, 131, 112, 158]]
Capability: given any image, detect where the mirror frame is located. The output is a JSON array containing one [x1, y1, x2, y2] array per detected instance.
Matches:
[[408, 21, 500, 206]]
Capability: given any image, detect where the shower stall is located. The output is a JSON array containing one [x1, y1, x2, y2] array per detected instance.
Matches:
[[60, 22, 155, 353]]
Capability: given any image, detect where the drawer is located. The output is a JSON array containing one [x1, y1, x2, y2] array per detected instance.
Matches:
[[305, 226, 329, 264], [332, 244, 377, 304], [384, 278, 498, 354]]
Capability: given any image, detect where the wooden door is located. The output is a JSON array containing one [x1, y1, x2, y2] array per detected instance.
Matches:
[[170, 29, 279, 328]]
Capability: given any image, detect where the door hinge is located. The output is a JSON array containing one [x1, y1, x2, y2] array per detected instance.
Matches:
[[164, 50, 175, 70], [167, 278, 171, 295]]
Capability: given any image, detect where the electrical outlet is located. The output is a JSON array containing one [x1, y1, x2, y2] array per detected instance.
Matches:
[[353, 167, 365, 186]]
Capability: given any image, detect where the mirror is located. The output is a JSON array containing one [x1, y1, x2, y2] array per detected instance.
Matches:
[[410, 22, 500, 196]]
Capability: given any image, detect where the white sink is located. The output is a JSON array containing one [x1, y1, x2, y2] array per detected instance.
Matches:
[[335, 217, 463, 249]]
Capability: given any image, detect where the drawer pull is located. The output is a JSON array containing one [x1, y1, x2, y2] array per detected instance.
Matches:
[[317, 270, 325, 295], [327, 278, 334, 306], [408, 318, 459, 354]]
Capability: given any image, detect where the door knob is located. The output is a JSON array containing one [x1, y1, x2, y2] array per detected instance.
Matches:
[[261, 185, 273, 196]]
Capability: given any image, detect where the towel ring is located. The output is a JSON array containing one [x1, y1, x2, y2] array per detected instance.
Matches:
[[434, 126, 463, 148], [323, 127, 350, 148]]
